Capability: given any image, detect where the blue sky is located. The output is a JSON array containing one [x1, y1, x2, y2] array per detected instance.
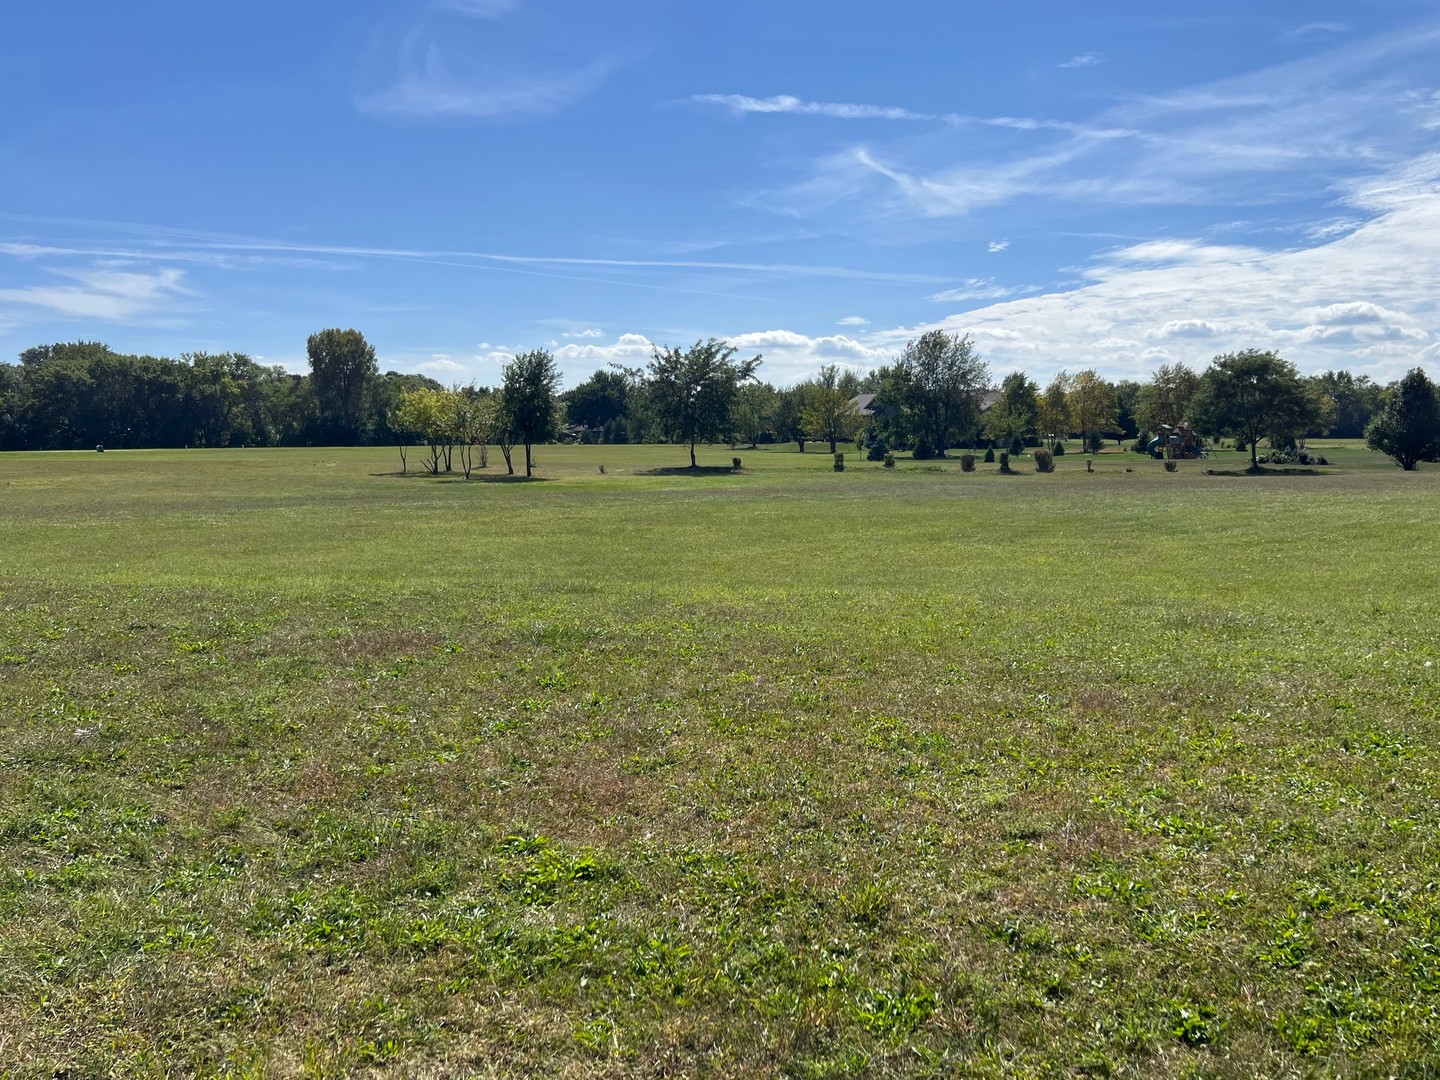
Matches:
[[3, 1, 1439, 388]]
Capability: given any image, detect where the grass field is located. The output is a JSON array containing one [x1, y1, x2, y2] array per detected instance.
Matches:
[[2, 441, 1438, 1078]]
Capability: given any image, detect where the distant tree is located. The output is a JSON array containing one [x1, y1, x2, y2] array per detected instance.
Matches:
[[500, 349, 560, 478], [1038, 371, 1073, 450], [646, 338, 761, 467], [887, 331, 989, 457], [1189, 350, 1320, 470], [985, 371, 1039, 447], [565, 368, 630, 437], [1113, 379, 1142, 444], [306, 328, 377, 443], [1067, 369, 1118, 454], [801, 364, 862, 453], [1366, 368, 1440, 470], [1311, 370, 1384, 439], [773, 385, 808, 452], [733, 381, 778, 448], [1136, 362, 1200, 440], [0, 363, 22, 450]]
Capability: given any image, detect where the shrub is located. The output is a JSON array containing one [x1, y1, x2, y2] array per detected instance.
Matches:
[[732, 457, 742, 470], [983, 447, 996, 463], [1163, 459, 1178, 472], [998, 451, 1013, 473], [882, 452, 895, 468], [1053, 442, 1066, 456], [1010, 436, 1025, 455], [912, 436, 938, 460], [960, 453, 976, 472], [866, 439, 888, 462], [833, 452, 845, 472], [1034, 449, 1054, 473]]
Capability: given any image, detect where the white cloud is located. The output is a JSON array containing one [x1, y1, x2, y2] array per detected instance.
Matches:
[[1059, 52, 1105, 69], [1147, 319, 1222, 339], [987, 240, 1011, 253], [926, 278, 1033, 304], [1283, 22, 1351, 41], [686, 94, 933, 122], [359, 52, 619, 121], [563, 327, 604, 339], [837, 315, 869, 326], [0, 267, 188, 320], [418, 356, 466, 374]]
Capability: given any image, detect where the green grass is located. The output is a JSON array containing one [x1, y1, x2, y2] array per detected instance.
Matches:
[[2, 441, 1438, 1077]]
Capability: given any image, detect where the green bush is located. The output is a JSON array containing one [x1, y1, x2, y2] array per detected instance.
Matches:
[[1034, 449, 1054, 472], [731, 457, 742, 470], [960, 453, 976, 472], [1053, 442, 1066, 456], [912, 436, 938, 460], [1163, 459, 1178, 473], [983, 447, 995, 463], [882, 452, 895, 468], [999, 451, 1013, 473], [866, 439, 888, 462], [833, 452, 845, 472]]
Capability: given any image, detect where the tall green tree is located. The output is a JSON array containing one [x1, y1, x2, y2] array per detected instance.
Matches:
[[565, 369, 631, 438], [1189, 349, 1319, 470], [500, 349, 560, 478], [801, 364, 862, 453], [645, 339, 761, 467], [985, 371, 1039, 448], [733, 381, 778, 449], [306, 328, 377, 443], [886, 331, 989, 457], [1038, 371, 1073, 450], [1365, 368, 1440, 471], [1311, 370, 1384, 439], [1136, 363, 1200, 440], [1067, 369, 1119, 453]]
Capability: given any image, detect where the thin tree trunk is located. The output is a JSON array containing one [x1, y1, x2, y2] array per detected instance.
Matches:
[[690, 440, 697, 468]]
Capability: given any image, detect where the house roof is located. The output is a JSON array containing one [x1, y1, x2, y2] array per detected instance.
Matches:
[[850, 393, 878, 416]]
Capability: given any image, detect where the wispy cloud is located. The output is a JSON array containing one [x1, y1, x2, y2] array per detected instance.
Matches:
[[1059, 52, 1105, 69], [357, 2, 631, 122], [926, 278, 1033, 304], [687, 94, 933, 122], [0, 267, 188, 320], [837, 315, 868, 326], [1282, 22, 1351, 41], [563, 328, 603, 339], [736, 21, 1440, 224], [988, 240, 1010, 253]]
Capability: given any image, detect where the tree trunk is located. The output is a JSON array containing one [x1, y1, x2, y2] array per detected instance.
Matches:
[[525, 441, 533, 478], [690, 440, 697, 468], [398, 443, 407, 474], [828, 435, 837, 454]]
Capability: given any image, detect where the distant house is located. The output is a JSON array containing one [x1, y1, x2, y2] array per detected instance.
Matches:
[[849, 393, 878, 417]]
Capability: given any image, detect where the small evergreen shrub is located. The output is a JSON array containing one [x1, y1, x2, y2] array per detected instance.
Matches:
[[912, 436, 938, 460], [833, 452, 845, 472], [960, 453, 976, 472], [1163, 459, 1178, 472], [983, 447, 996, 463], [998, 451, 1013, 473], [1034, 449, 1054, 472], [1053, 442, 1066, 456], [732, 457, 742, 470], [866, 439, 888, 462], [882, 452, 895, 468]]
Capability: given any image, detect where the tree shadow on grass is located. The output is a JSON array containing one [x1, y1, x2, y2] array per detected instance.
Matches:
[[1202, 467, 1329, 477], [635, 466, 742, 477], [371, 471, 553, 483]]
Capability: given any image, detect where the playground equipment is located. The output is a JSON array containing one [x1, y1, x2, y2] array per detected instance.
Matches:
[[1147, 423, 1206, 459]]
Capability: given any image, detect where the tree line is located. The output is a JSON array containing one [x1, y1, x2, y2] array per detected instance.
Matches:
[[3, 328, 1436, 470]]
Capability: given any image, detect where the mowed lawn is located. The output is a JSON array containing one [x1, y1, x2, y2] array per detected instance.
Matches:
[[1, 442, 1437, 1078]]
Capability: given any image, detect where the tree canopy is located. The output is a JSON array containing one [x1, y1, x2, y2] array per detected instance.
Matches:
[[1365, 367, 1440, 470], [306, 328, 377, 443], [882, 331, 989, 457], [645, 339, 761, 467], [500, 349, 560, 478], [1189, 350, 1319, 470]]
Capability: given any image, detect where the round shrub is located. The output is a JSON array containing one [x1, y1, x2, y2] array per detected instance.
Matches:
[[1034, 448, 1054, 473], [882, 452, 895, 468], [960, 453, 976, 472]]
